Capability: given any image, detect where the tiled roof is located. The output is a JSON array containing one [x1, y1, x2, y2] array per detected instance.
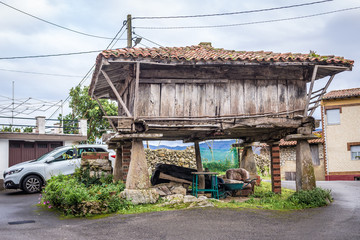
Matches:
[[323, 88, 360, 100], [279, 131, 323, 146], [99, 42, 354, 66], [279, 138, 324, 146]]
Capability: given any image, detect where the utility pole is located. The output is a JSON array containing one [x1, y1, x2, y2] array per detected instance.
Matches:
[[127, 14, 132, 48]]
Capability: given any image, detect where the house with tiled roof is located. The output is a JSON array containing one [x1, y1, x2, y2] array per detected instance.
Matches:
[[321, 87, 360, 180], [279, 131, 325, 181]]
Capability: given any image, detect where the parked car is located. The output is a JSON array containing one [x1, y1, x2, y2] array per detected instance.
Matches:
[[3, 144, 114, 193]]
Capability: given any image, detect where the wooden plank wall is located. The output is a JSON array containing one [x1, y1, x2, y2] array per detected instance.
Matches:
[[135, 79, 306, 117]]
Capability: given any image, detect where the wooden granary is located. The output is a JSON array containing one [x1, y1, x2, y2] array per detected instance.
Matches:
[[89, 42, 353, 195]]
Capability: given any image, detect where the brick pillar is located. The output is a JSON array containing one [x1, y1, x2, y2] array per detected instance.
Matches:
[[270, 143, 281, 194], [122, 141, 132, 182]]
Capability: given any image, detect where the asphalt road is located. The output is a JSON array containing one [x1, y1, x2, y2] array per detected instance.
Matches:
[[0, 181, 359, 240]]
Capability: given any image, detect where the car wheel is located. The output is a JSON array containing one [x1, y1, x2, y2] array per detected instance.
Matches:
[[22, 175, 42, 193]]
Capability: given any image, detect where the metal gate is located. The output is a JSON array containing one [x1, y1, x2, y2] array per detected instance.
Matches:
[[9, 141, 63, 167]]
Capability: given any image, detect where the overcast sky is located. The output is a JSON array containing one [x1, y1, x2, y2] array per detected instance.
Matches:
[[0, 0, 359, 127]]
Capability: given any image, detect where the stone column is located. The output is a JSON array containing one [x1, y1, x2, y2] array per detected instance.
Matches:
[[126, 140, 150, 189], [286, 125, 317, 191], [240, 144, 257, 177], [121, 139, 159, 204], [296, 140, 316, 191]]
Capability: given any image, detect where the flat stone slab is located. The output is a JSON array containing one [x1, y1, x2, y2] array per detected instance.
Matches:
[[120, 188, 159, 205]]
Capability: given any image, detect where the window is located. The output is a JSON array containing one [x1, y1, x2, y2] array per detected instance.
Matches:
[[77, 147, 94, 156], [53, 149, 76, 161], [326, 109, 340, 125], [351, 145, 360, 160], [310, 145, 320, 166]]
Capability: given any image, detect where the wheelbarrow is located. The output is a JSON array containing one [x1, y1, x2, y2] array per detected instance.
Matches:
[[218, 178, 257, 199]]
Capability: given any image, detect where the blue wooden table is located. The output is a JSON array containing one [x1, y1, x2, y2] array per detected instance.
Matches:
[[191, 172, 219, 199]]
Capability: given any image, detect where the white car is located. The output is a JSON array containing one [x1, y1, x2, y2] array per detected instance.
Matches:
[[3, 144, 114, 193]]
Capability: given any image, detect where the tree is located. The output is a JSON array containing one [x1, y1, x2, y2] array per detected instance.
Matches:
[[60, 85, 117, 142]]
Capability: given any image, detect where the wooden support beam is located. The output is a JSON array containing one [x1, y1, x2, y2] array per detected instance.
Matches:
[[309, 74, 335, 116], [133, 62, 140, 119], [94, 96, 117, 132], [101, 70, 132, 117], [304, 65, 318, 117], [194, 141, 205, 191]]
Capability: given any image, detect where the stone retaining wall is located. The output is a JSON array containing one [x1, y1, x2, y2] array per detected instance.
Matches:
[[81, 152, 112, 177]]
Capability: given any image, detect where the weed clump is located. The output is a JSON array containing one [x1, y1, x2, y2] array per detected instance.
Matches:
[[40, 172, 131, 217], [288, 188, 332, 208]]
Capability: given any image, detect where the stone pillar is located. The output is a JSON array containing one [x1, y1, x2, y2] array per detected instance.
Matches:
[[296, 140, 316, 191], [122, 141, 132, 182], [285, 124, 317, 191], [126, 140, 150, 189], [120, 139, 158, 204], [240, 145, 257, 177], [270, 143, 281, 194], [35, 116, 46, 134]]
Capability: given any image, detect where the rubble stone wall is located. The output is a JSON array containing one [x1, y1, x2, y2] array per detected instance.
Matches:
[[145, 147, 197, 172], [81, 152, 112, 177]]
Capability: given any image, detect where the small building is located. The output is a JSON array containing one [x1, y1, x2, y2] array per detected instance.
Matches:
[[0, 117, 87, 189], [89, 42, 353, 194], [279, 134, 325, 181], [321, 88, 360, 180]]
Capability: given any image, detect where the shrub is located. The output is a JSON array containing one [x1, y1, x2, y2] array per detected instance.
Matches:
[[41, 174, 130, 217], [288, 188, 332, 208]]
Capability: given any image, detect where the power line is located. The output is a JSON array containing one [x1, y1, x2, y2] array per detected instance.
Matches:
[[135, 6, 360, 29], [133, 0, 332, 19], [0, 50, 103, 60], [0, 1, 127, 40], [0, 68, 83, 78], [133, 32, 163, 47], [47, 21, 128, 120]]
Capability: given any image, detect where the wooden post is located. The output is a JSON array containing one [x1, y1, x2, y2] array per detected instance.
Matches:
[[113, 145, 123, 182], [127, 14, 132, 48], [270, 143, 281, 194], [194, 141, 205, 191]]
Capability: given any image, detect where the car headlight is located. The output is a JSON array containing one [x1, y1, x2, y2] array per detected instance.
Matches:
[[4, 168, 23, 177]]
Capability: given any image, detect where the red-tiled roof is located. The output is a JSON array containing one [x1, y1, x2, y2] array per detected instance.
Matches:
[[323, 88, 360, 100], [279, 138, 324, 146], [99, 42, 354, 66]]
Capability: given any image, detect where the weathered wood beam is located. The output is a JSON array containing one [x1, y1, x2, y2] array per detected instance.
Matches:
[[94, 96, 117, 132], [194, 141, 205, 191], [133, 62, 140, 119], [140, 79, 229, 84], [308, 74, 335, 116], [101, 70, 132, 117], [109, 133, 163, 141], [304, 65, 318, 116]]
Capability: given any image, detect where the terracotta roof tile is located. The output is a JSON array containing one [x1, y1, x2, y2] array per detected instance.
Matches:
[[99, 43, 354, 66], [279, 138, 324, 146], [323, 88, 360, 100]]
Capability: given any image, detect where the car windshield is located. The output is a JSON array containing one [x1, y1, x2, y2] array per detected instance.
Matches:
[[32, 147, 68, 162]]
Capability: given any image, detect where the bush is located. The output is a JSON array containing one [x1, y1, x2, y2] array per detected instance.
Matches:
[[41, 174, 130, 217], [288, 188, 332, 208]]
